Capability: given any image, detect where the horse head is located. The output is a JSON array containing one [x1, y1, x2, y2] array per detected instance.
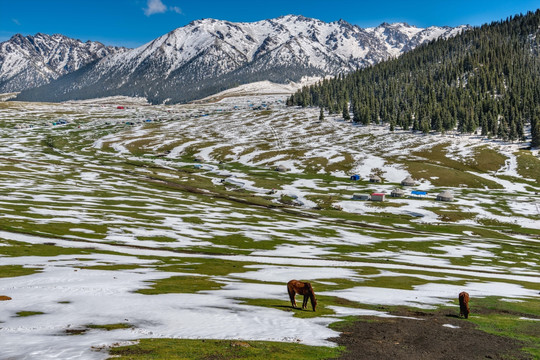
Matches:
[[306, 282, 317, 311]]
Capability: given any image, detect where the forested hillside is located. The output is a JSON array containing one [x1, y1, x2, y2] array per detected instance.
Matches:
[[288, 10, 540, 147]]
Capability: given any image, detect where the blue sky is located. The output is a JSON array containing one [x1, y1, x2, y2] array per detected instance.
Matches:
[[1, 0, 539, 47]]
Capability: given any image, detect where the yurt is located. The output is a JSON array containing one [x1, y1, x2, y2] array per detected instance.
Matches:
[[436, 190, 454, 201], [391, 188, 405, 197], [401, 176, 415, 186], [369, 175, 382, 183]]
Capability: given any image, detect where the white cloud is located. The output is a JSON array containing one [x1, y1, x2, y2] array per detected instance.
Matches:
[[12, 18, 21, 26], [143, 0, 182, 16], [170, 6, 182, 14], [144, 0, 167, 16]]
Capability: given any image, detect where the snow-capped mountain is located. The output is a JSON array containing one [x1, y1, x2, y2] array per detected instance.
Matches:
[[0, 33, 125, 92], [365, 22, 469, 54], [15, 16, 469, 103]]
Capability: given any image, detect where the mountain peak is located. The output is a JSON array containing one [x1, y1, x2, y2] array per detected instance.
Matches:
[[9, 33, 26, 41], [377, 21, 414, 28], [277, 14, 313, 21]]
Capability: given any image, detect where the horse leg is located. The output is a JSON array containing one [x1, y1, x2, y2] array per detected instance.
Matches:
[[288, 288, 297, 308], [302, 294, 308, 309]]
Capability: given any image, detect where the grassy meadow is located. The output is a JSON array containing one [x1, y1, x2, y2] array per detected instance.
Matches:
[[0, 96, 538, 359]]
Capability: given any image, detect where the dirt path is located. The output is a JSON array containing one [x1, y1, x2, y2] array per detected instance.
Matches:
[[332, 309, 531, 360]]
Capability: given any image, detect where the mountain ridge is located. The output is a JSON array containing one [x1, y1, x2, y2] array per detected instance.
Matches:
[[0, 33, 126, 93], [11, 15, 469, 103]]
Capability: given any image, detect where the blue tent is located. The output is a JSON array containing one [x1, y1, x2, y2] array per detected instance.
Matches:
[[350, 175, 360, 181], [410, 190, 427, 197]]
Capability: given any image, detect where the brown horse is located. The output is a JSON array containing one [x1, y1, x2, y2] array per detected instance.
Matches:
[[459, 291, 470, 319], [287, 280, 317, 311]]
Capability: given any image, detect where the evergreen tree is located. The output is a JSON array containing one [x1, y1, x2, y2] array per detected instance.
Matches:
[[531, 108, 540, 147], [342, 102, 351, 120]]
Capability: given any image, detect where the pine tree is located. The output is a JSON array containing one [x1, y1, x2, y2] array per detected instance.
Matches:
[[421, 117, 431, 134], [531, 108, 540, 147], [342, 102, 351, 121], [319, 107, 325, 121]]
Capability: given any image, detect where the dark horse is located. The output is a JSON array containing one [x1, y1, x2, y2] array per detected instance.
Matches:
[[287, 280, 317, 311], [459, 291, 470, 319]]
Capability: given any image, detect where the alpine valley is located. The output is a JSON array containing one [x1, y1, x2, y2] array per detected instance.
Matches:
[[10, 15, 468, 104], [1, 8, 540, 360]]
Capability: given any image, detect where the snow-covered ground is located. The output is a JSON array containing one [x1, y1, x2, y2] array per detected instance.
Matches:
[[0, 253, 338, 359], [0, 95, 539, 358], [198, 77, 326, 101]]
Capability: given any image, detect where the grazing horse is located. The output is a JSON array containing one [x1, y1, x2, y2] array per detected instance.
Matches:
[[287, 280, 317, 311], [459, 291, 470, 319]]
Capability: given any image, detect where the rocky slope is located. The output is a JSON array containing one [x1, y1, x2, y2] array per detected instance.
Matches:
[[0, 33, 126, 92]]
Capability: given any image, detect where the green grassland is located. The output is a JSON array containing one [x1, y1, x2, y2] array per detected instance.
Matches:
[[0, 100, 538, 359], [108, 339, 343, 360]]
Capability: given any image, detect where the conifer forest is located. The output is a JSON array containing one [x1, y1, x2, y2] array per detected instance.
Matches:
[[288, 11, 540, 147]]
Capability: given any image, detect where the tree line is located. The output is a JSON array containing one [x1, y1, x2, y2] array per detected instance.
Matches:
[[288, 10, 540, 147]]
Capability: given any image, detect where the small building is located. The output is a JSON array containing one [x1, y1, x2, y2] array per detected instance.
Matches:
[[401, 176, 416, 186], [391, 188, 405, 197], [350, 174, 360, 181], [410, 190, 427, 198], [369, 175, 382, 183], [437, 190, 454, 202], [371, 193, 385, 201], [275, 164, 290, 172], [117, 106, 125, 109], [352, 194, 370, 200]]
